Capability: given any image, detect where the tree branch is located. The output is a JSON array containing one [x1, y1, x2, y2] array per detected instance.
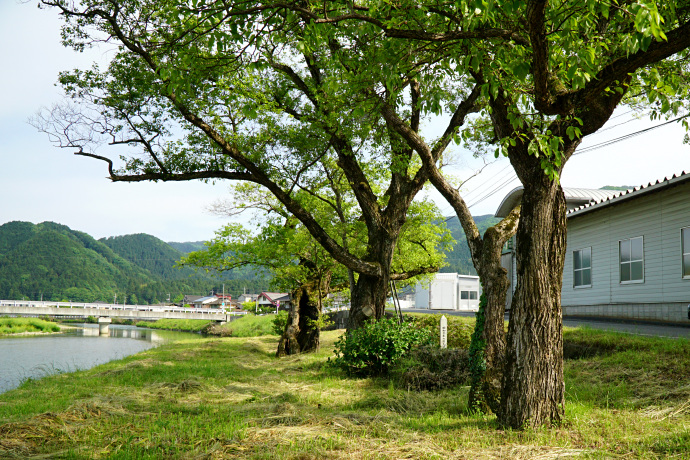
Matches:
[[528, 0, 552, 114], [390, 265, 439, 281]]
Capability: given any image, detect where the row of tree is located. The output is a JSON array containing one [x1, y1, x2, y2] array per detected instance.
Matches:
[[38, 0, 690, 428]]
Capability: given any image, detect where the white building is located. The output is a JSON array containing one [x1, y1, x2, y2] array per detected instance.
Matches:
[[496, 172, 690, 323], [415, 273, 481, 311]]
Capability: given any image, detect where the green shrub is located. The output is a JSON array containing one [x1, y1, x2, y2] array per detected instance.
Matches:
[[392, 346, 470, 391], [202, 322, 234, 337], [272, 311, 289, 336], [0, 317, 61, 334], [405, 314, 474, 349], [331, 317, 433, 377]]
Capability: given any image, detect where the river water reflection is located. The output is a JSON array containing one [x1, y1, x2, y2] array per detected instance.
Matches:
[[0, 324, 199, 394]]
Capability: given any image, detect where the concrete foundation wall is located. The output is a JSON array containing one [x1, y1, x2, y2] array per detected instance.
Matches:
[[563, 302, 690, 323]]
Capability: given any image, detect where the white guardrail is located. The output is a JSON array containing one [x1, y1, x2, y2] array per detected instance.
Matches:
[[0, 300, 247, 315]]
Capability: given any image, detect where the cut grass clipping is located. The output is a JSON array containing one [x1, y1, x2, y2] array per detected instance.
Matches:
[[1, 324, 689, 458]]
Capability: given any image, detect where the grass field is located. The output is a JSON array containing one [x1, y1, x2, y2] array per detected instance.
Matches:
[[0, 326, 688, 458], [136, 314, 278, 337], [135, 318, 214, 332], [0, 317, 61, 335]]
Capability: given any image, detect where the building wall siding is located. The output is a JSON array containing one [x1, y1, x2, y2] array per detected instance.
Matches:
[[562, 181, 690, 310]]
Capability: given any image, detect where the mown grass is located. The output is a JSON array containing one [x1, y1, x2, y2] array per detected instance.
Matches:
[[0, 317, 61, 335], [0, 325, 688, 459]]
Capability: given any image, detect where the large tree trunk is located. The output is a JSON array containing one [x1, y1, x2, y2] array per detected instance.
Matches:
[[347, 273, 390, 329], [499, 178, 566, 429], [469, 260, 510, 413], [468, 216, 518, 413], [276, 285, 321, 357], [347, 232, 396, 330]]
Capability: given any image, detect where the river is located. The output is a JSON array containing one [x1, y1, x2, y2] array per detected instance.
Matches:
[[0, 323, 199, 394]]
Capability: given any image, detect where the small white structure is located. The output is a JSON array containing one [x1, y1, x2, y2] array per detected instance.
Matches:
[[415, 273, 481, 311], [440, 315, 448, 348]]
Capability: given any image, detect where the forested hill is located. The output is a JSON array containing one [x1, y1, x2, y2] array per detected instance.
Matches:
[[0, 221, 154, 302], [167, 241, 206, 254], [440, 215, 502, 275], [0, 221, 265, 303], [0, 216, 498, 301], [100, 233, 198, 280]]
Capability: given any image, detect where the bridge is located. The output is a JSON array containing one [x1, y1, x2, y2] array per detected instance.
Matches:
[[0, 300, 244, 334]]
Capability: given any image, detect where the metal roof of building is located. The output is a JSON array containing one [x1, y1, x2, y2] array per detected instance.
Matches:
[[259, 292, 290, 303], [193, 295, 219, 304], [495, 187, 620, 217], [494, 171, 690, 218], [566, 170, 690, 218]]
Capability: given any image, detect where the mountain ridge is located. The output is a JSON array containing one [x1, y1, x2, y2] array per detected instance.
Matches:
[[0, 221, 265, 303]]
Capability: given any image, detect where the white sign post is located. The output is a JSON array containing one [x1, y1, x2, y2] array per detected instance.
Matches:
[[440, 315, 448, 349]]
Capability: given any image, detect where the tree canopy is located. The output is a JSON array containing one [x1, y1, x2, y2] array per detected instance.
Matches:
[[38, 0, 690, 428], [38, 0, 484, 328]]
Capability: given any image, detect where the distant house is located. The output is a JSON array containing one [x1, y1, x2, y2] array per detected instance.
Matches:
[[190, 295, 221, 308], [415, 273, 481, 311], [237, 293, 258, 304], [496, 172, 690, 323], [181, 295, 203, 307], [215, 294, 232, 308], [257, 292, 292, 311]]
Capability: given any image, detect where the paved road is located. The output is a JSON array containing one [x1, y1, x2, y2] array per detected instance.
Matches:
[[403, 308, 690, 339], [561, 317, 690, 339]]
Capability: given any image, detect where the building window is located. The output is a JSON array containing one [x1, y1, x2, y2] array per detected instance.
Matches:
[[620, 236, 644, 283], [460, 291, 478, 300], [573, 247, 592, 288], [682, 227, 690, 278]]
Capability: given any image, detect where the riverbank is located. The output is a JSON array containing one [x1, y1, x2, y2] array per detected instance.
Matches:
[[0, 317, 61, 336], [135, 318, 214, 332], [1, 326, 689, 458], [137, 314, 277, 337]]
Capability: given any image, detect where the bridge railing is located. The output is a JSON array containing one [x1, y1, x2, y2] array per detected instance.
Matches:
[[0, 300, 247, 316]]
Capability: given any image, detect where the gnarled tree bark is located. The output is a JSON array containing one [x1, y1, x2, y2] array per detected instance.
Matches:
[[499, 177, 567, 427], [276, 284, 322, 357], [467, 212, 520, 413]]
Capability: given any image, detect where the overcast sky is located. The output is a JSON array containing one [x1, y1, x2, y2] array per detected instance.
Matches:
[[1, 1, 688, 243]]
